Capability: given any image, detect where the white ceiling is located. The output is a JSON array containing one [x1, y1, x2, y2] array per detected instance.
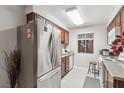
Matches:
[[37, 5, 117, 29]]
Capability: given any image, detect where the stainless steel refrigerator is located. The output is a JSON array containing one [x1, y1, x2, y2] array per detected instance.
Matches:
[[17, 18, 61, 88]]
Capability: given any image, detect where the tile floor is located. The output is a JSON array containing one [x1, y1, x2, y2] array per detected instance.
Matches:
[[61, 66, 100, 88], [61, 67, 88, 88]]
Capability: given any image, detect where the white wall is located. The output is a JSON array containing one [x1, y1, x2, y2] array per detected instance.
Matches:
[[0, 29, 17, 88], [68, 24, 109, 69], [0, 5, 25, 87], [25, 5, 33, 14], [0, 5, 26, 31]]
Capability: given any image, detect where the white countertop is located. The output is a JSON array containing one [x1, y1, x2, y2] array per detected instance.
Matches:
[[61, 51, 74, 58], [102, 59, 124, 81]]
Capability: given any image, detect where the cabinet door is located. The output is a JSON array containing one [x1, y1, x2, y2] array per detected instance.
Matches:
[[112, 20, 116, 30], [115, 12, 121, 27], [64, 31, 69, 45], [61, 57, 66, 78], [26, 12, 36, 23], [114, 79, 124, 88], [117, 80, 124, 88], [121, 7, 124, 34], [107, 25, 111, 32], [54, 26, 65, 44], [61, 29, 65, 44], [65, 56, 69, 73]]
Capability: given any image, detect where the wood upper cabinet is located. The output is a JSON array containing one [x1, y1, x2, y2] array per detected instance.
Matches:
[[26, 12, 68, 44], [61, 29, 65, 44], [26, 12, 36, 23], [107, 7, 122, 32], [59, 28, 69, 44], [121, 6, 124, 34], [64, 31, 69, 45], [111, 20, 116, 30], [115, 12, 121, 27], [107, 20, 116, 32]]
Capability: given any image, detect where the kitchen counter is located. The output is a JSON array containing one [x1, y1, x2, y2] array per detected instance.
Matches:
[[102, 60, 124, 81], [61, 51, 74, 78], [61, 51, 74, 58]]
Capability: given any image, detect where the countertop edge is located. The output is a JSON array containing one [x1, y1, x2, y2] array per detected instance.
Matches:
[[61, 52, 74, 58]]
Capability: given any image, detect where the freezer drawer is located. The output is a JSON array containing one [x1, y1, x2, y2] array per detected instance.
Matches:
[[37, 67, 61, 88]]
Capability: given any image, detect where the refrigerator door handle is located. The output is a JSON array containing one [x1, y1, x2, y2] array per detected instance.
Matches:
[[51, 32, 57, 68], [49, 33, 53, 67]]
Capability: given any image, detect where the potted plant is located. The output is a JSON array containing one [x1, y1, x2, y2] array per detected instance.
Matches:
[[4, 49, 20, 88], [111, 32, 124, 56]]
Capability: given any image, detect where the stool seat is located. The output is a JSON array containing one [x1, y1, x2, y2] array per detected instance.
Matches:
[[88, 60, 99, 78], [89, 61, 97, 65]]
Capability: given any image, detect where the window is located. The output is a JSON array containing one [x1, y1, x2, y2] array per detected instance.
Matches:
[[78, 33, 94, 53]]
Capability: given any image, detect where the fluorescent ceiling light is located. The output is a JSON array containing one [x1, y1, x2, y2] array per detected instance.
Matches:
[[66, 7, 84, 25]]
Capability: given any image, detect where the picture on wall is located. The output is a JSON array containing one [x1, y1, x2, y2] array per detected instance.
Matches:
[[78, 33, 94, 53]]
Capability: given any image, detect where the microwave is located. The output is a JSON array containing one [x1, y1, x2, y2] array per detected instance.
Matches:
[[99, 49, 109, 56]]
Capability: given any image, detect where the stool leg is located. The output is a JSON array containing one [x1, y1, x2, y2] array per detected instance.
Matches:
[[92, 64, 96, 78], [87, 64, 91, 74], [92, 64, 94, 73], [94, 65, 96, 78]]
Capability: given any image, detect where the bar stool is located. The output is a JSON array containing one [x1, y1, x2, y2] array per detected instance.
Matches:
[[87, 60, 99, 78]]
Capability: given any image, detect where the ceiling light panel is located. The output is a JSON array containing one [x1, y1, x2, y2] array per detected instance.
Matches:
[[66, 7, 84, 25]]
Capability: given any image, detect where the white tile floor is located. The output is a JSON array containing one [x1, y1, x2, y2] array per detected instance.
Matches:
[[61, 67, 88, 88], [61, 66, 100, 88]]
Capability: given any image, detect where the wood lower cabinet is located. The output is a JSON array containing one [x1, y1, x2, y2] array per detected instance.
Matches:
[[103, 63, 124, 88], [61, 56, 70, 78], [65, 56, 69, 73], [114, 79, 124, 88], [61, 57, 66, 78]]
